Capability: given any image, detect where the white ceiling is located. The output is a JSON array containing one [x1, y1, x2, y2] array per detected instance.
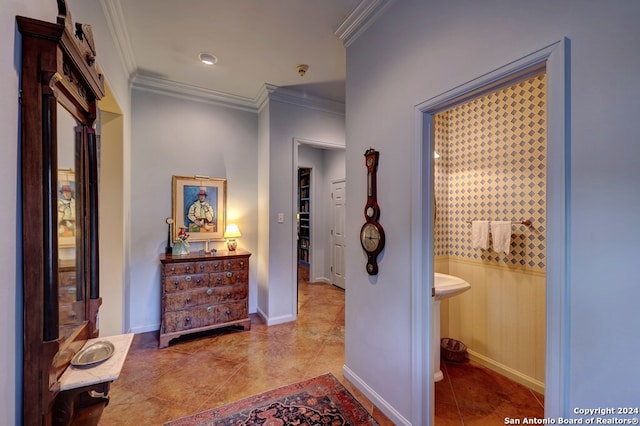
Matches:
[[107, 0, 371, 104]]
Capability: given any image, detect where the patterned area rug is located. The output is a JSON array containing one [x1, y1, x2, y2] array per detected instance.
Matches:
[[164, 373, 379, 425]]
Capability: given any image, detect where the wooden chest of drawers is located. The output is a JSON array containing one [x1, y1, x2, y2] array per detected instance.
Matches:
[[58, 260, 84, 338], [159, 250, 251, 348]]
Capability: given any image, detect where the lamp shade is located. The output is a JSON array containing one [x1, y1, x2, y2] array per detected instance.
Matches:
[[224, 224, 242, 239]]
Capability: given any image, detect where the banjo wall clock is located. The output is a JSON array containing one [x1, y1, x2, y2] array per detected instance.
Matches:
[[360, 148, 385, 275]]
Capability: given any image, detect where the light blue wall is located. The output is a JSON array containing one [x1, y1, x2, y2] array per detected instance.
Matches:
[[129, 89, 259, 331], [344, 0, 640, 423]]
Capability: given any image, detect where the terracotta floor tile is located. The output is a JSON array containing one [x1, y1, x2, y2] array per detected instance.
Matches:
[[435, 373, 457, 406], [99, 386, 195, 426], [100, 280, 544, 425], [435, 402, 464, 425]]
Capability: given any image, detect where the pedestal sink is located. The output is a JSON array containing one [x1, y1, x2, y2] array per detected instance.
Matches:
[[433, 273, 471, 381]]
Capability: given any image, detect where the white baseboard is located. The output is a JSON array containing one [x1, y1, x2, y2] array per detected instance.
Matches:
[[129, 323, 159, 334], [256, 306, 297, 326], [467, 349, 545, 394], [342, 365, 411, 426], [312, 276, 331, 284]]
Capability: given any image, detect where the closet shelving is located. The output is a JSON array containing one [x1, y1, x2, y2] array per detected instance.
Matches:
[[297, 168, 311, 266]]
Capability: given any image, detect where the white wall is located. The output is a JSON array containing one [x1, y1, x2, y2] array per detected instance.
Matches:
[[129, 89, 259, 332], [324, 149, 346, 184], [344, 0, 640, 423]]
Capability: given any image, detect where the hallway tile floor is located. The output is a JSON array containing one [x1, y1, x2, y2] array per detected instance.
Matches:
[[99, 280, 543, 425]]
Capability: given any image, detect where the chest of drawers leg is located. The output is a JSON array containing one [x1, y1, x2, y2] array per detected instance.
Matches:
[[159, 251, 251, 348]]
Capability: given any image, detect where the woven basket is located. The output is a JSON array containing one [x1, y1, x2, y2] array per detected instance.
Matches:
[[440, 338, 467, 362]]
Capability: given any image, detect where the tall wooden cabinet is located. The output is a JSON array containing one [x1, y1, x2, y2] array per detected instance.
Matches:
[[159, 251, 251, 348]]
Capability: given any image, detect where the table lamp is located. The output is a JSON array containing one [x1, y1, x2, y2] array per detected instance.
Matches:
[[224, 224, 241, 251]]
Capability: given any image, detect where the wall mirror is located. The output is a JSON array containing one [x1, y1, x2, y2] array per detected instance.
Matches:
[[18, 1, 105, 423], [57, 105, 86, 340]]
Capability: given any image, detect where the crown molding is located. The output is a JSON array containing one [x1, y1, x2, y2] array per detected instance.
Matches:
[[132, 75, 345, 115], [255, 84, 345, 116], [255, 84, 277, 113], [100, 0, 137, 76], [132, 74, 259, 113], [335, 0, 396, 48]]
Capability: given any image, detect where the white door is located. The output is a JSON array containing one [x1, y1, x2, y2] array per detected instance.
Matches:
[[331, 180, 346, 289]]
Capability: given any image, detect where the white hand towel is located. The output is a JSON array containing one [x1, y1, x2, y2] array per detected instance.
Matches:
[[491, 221, 512, 254], [471, 220, 490, 249]]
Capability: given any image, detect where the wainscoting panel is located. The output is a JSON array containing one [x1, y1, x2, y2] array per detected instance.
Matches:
[[437, 257, 545, 393]]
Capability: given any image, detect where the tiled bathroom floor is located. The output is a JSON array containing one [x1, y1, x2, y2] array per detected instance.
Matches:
[[435, 358, 544, 425], [99, 280, 543, 425]]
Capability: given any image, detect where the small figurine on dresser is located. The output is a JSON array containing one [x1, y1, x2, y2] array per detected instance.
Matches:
[[172, 227, 190, 255]]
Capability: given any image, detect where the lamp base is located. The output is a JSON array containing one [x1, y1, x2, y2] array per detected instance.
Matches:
[[226, 239, 237, 251]]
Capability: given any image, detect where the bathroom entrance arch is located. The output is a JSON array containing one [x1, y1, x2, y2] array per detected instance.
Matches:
[[410, 39, 569, 424]]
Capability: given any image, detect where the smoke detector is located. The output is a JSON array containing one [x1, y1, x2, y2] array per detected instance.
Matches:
[[198, 52, 218, 65], [296, 64, 309, 76]]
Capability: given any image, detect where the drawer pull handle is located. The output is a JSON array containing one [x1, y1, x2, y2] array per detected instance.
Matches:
[[186, 297, 191, 303], [225, 309, 231, 316], [70, 311, 77, 318], [216, 277, 222, 283], [200, 265, 205, 270], [226, 272, 233, 278], [185, 317, 191, 323], [185, 276, 192, 282], [195, 279, 202, 284], [174, 281, 179, 287], [214, 264, 220, 270], [170, 267, 175, 272], [89, 390, 108, 399], [206, 306, 213, 313], [206, 288, 213, 295], [240, 261, 244, 267], [226, 262, 232, 269], [226, 292, 232, 298], [185, 266, 191, 271]]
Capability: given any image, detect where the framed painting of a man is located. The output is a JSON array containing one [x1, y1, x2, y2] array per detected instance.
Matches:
[[172, 176, 226, 242], [57, 169, 76, 247]]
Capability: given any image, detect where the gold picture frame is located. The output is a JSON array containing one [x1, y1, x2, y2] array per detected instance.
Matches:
[[172, 175, 226, 242]]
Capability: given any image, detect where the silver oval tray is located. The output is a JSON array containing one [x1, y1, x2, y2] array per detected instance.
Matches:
[[70, 341, 115, 367]]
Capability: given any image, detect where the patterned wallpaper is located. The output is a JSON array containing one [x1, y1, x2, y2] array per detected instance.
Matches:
[[434, 72, 547, 270]]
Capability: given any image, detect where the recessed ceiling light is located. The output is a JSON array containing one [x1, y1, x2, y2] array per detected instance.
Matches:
[[198, 52, 218, 65]]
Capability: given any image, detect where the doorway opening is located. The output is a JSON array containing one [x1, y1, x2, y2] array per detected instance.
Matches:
[[292, 138, 346, 308], [431, 71, 548, 421], [411, 40, 568, 424], [97, 82, 126, 335]]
